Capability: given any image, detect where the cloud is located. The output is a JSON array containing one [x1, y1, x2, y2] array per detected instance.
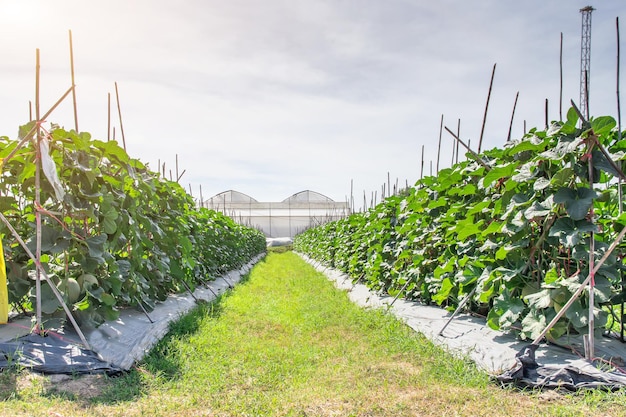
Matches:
[[0, 0, 624, 205]]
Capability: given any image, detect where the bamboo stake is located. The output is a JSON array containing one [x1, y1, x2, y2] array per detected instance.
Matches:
[[3, 86, 75, 164], [107, 93, 111, 141], [545, 98, 549, 130], [436, 114, 443, 174], [29, 101, 32, 121], [456, 119, 460, 164], [450, 125, 456, 166], [69, 30, 79, 132], [560, 32, 564, 121], [35, 49, 42, 333], [617, 17, 623, 142], [586, 139, 596, 360], [507, 92, 519, 142], [615, 17, 624, 340], [478, 63, 496, 153], [420, 144, 424, 179], [176, 154, 179, 182], [444, 127, 490, 171], [114, 82, 127, 151]]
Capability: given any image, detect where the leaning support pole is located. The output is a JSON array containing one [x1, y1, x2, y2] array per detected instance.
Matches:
[[114, 81, 127, 151], [439, 284, 479, 337], [532, 226, 626, 346], [444, 127, 491, 171]]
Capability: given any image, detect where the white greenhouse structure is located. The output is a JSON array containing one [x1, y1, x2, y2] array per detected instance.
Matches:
[[203, 190, 350, 238]]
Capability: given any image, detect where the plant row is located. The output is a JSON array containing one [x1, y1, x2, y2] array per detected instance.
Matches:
[[294, 108, 626, 341], [0, 124, 266, 328]]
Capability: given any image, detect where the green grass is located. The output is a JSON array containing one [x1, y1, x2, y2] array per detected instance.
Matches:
[[2, 251, 626, 416]]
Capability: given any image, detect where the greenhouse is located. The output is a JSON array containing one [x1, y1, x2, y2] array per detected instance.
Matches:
[[203, 190, 351, 238]]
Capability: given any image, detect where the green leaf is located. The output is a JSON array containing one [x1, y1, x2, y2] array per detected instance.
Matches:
[[524, 289, 552, 309], [432, 277, 454, 305], [548, 217, 597, 247], [520, 310, 547, 341], [590, 116, 616, 137], [483, 162, 517, 188], [86, 234, 108, 264], [553, 187, 597, 221], [550, 167, 575, 187]]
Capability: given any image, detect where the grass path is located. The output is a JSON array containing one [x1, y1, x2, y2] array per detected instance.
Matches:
[[2, 251, 625, 416]]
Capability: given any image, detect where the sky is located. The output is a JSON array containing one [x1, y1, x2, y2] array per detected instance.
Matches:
[[0, 1, 624, 209]]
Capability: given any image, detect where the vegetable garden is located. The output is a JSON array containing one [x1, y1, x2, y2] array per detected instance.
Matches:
[[294, 108, 626, 350], [0, 122, 266, 333]]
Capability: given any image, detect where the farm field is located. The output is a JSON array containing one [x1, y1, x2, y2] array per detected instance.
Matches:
[[1, 251, 625, 417]]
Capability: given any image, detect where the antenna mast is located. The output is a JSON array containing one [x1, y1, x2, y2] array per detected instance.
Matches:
[[580, 6, 595, 120]]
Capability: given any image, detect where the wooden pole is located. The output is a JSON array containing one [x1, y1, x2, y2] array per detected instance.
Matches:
[[114, 82, 127, 151], [69, 30, 79, 132], [478, 63, 496, 153], [560, 32, 564, 121], [420, 144, 424, 179], [107, 92, 111, 141], [586, 139, 595, 360], [4, 85, 75, 164], [545, 98, 549, 130], [456, 119, 460, 164], [176, 154, 179, 182], [617, 17, 622, 143], [445, 127, 490, 171], [35, 49, 42, 333], [616, 17, 624, 341], [436, 114, 443, 173], [507, 92, 519, 142], [29, 101, 32, 121]]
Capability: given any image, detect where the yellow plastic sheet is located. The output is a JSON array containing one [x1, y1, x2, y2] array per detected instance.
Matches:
[[0, 236, 7, 324]]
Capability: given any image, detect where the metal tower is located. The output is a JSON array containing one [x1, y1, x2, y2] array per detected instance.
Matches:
[[580, 6, 594, 120]]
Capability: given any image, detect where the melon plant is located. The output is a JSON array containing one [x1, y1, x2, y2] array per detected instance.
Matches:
[[0, 124, 266, 327], [295, 108, 626, 341]]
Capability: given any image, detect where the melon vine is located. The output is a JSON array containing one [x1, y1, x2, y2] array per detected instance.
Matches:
[[295, 108, 626, 341]]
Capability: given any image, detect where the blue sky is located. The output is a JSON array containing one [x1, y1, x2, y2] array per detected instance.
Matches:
[[0, 1, 624, 207]]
